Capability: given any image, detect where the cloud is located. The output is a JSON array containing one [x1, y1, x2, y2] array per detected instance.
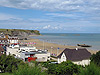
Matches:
[[29, 18, 52, 23], [0, 13, 23, 22], [0, 0, 100, 13], [43, 25, 51, 29], [0, 0, 100, 21], [46, 13, 75, 17]]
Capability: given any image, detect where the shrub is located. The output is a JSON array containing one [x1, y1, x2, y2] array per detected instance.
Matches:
[[0, 54, 24, 73], [47, 61, 80, 75], [90, 51, 100, 66], [79, 63, 100, 75], [13, 64, 47, 75]]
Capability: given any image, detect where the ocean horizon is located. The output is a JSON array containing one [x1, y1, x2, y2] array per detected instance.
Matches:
[[31, 33, 100, 50]]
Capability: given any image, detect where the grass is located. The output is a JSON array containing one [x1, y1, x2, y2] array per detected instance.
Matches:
[[0, 73, 12, 75]]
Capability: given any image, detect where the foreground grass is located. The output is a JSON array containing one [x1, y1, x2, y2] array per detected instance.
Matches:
[[0, 73, 12, 75]]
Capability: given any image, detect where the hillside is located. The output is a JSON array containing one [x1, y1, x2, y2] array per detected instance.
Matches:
[[0, 29, 40, 37]]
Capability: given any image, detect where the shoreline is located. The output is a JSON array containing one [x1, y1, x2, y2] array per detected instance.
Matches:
[[19, 36, 99, 55]]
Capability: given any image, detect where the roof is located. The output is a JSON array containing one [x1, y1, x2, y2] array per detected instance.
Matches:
[[57, 48, 91, 61], [0, 46, 4, 56], [8, 38, 18, 40], [0, 38, 7, 41], [21, 51, 47, 55]]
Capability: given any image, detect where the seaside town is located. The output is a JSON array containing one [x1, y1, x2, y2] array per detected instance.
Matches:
[[0, 32, 92, 65], [0, 0, 100, 75], [0, 30, 99, 74]]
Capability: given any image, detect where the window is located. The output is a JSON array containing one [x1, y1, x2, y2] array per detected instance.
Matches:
[[42, 57, 45, 59]]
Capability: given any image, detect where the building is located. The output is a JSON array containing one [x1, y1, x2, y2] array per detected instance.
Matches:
[[6, 45, 37, 57], [0, 46, 4, 56], [6, 45, 20, 57], [8, 37, 19, 45], [0, 38, 8, 46], [6, 45, 50, 62], [18, 46, 38, 52], [57, 48, 91, 66], [20, 51, 50, 62], [0, 35, 19, 46]]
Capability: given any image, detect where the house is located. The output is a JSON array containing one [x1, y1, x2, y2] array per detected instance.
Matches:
[[0, 38, 8, 46], [6, 45, 37, 57], [18, 46, 38, 52], [8, 37, 19, 45], [57, 48, 91, 66], [0, 46, 4, 56], [20, 51, 50, 62], [6, 45, 50, 62], [6, 45, 20, 57], [0, 35, 19, 46]]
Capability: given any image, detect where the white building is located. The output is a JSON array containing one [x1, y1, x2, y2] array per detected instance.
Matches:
[[6, 45, 50, 62], [6, 45, 20, 57], [6, 45, 38, 57], [8, 37, 19, 44], [20, 51, 50, 62], [57, 48, 91, 66], [0, 38, 8, 45], [18, 46, 38, 52]]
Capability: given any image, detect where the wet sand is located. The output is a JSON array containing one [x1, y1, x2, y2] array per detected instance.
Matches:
[[19, 38, 99, 56]]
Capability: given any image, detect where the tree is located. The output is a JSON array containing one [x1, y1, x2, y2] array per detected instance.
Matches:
[[47, 61, 80, 75], [0, 54, 24, 73], [90, 51, 100, 66], [79, 63, 100, 75], [13, 62, 47, 75]]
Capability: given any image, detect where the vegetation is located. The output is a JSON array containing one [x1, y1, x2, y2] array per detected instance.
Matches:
[[90, 51, 100, 66], [0, 55, 47, 75], [13, 64, 47, 75], [0, 29, 40, 35], [42, 60, 81, 75], [0, 54, 24, 73], [1, 51, 100, 75], [79, 63, 100, 75]]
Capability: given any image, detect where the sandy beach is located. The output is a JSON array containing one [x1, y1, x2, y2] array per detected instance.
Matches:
[[19, 38, 99, 56]]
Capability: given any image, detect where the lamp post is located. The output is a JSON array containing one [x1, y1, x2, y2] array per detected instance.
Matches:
[[51, 47, 53, 55], [43, 40, 44, 50], [57, 48, 59, 56]]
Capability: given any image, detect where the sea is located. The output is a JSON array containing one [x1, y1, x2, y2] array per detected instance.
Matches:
[[31, 33, 100, 50]]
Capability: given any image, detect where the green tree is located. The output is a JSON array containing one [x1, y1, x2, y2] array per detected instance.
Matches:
[[47, 61, 80, 75], [13, 63, 47, 75], [0, 54, 24, 73], [90, 51, 100, 66], [79, 63, 100, 75]]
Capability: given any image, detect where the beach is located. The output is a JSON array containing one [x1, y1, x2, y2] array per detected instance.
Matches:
[[19, 38, 98, 55]]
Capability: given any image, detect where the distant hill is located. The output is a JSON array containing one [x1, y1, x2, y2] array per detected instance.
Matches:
[[0, 29, 40, 37]]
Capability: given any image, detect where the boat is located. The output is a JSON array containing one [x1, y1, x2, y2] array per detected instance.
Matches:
[[77, 44, 92, 47]]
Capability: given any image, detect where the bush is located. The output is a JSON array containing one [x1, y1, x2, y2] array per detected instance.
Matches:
[[79, 63, 100, 75], [13, 64, 47, 75], [90, 51, 100, 66], [0, 54, 24, 73], [47, 61, 80, 75]]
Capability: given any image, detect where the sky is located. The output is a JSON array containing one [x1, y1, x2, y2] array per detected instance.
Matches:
[[0, 0, 100, 33]]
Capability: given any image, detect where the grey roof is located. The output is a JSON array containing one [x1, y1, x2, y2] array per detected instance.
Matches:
[[57, 48, 91, 61], [22, 51, 47, 55]]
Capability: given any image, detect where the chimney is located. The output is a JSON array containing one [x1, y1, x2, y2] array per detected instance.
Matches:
[[76, 48, 78, 50]]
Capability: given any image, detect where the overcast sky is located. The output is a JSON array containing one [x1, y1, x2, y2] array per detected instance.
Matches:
[[0, 0, 100, 33]]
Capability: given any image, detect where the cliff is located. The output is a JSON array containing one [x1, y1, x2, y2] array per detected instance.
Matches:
[[0, 29, 40, 37]]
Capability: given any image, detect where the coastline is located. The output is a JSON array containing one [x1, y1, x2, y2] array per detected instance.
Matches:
[[19, 36, 99, 55]]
